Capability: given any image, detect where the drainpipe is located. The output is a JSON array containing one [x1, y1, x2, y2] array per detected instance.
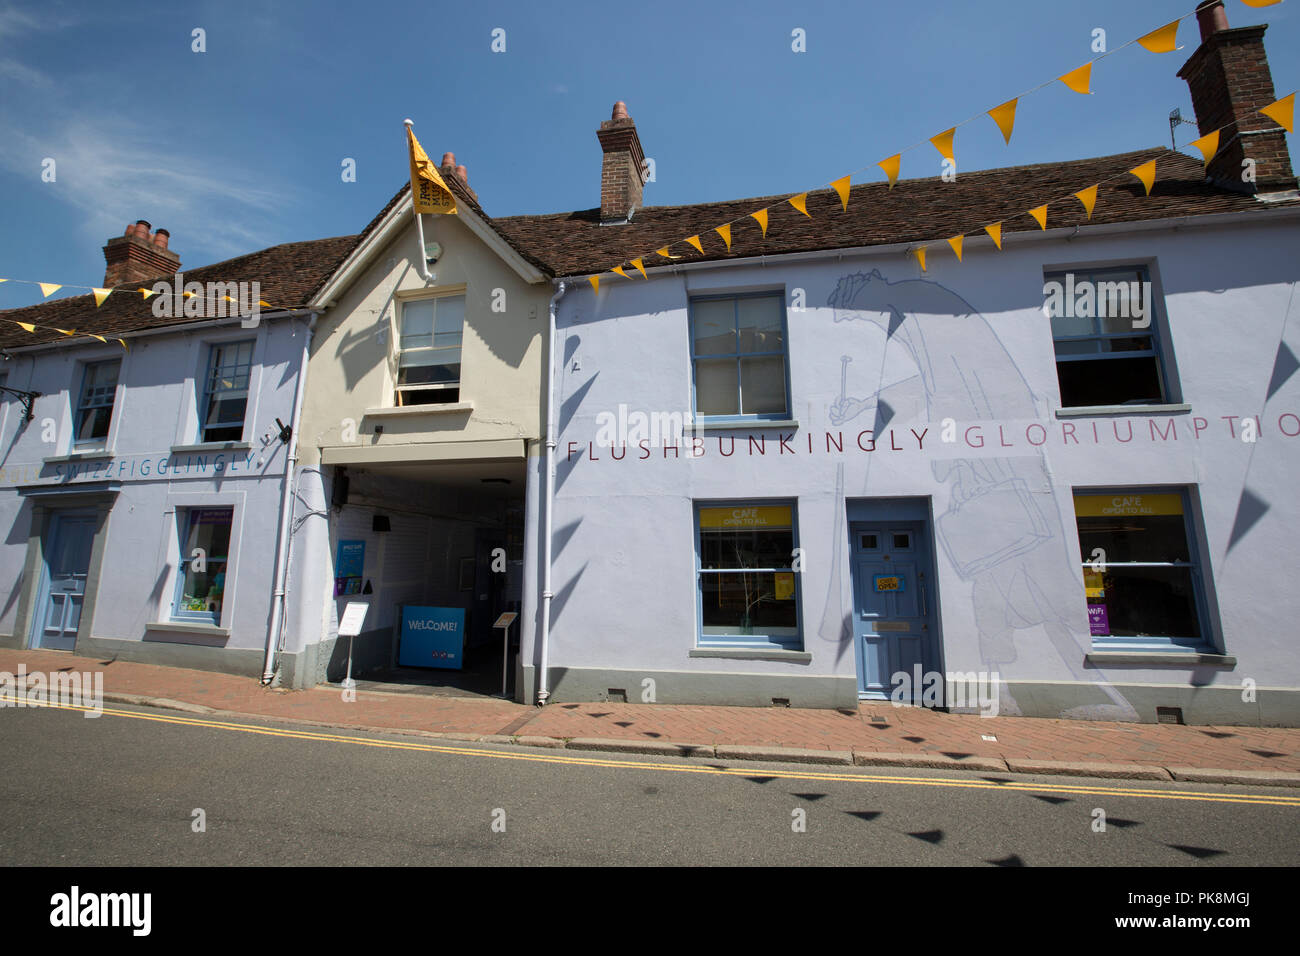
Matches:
[[537, 280, 566, 704], [263, 312, 317, 684]]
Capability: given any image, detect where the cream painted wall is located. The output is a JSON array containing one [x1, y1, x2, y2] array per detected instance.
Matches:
[[300, 211, 550, 465]]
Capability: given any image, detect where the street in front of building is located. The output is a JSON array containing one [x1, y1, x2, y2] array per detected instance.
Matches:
[[1, 700, 1294, 867]]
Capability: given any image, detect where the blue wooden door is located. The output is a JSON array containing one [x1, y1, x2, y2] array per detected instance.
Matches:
[[851, 522, 936, 701], [36, 512, 96, 650]]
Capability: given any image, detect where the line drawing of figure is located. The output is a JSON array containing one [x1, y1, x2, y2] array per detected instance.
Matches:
[[825, 268, 1139, 721]]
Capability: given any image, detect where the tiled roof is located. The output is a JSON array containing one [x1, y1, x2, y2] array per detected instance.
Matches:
[[493, 147, 1295, 277], [0, 235, 357, 351]]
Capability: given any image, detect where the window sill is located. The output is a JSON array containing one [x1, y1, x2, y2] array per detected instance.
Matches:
[[1084, 650, 1235, 667], [170, 441, 252, 454], [145, 621, 231, 644], [43, 448, 115, 464], [365, 402, 474, 418], [691, 419, 799, 430], [1055, 403, 1190, 419], [690, 647, 811, 663]]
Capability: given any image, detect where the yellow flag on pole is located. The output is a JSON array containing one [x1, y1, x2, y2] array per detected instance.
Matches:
[[1129, 159, 1157, 195], [987, 100, 1018, 145], [1137, 20, 1181, 54], [1259, 93, 1295, 133], [407, 126, 457, 215], [984, 222, 1003, 249], [1059, 62, 1093, 95]]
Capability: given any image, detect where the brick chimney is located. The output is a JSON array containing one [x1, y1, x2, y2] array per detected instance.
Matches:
[[438, 151, 478, 203], [597, 101, 647, 223], [103, 220, 181, 287], [1177, 0, 1295, 193]]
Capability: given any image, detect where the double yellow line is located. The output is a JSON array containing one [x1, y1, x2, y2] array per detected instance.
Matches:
[[6, 695, 1299, 807]]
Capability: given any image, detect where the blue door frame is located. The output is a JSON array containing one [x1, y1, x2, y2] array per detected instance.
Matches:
[[849, 512, 941, 702], [31, 509, 97, 651]]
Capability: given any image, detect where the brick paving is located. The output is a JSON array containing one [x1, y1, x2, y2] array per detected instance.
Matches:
[[2, 649, 1298, 773]]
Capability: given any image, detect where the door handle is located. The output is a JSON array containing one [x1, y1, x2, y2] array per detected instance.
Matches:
[[919, 581, 928, 618]]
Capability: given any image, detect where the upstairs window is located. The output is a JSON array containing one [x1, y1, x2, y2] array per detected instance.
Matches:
[[201, 341, 254, 442], [397, 295, 464, 406], [1045, 266, 1170, 408], [690, 292, 789, 419], [74, 359, 121, 446]]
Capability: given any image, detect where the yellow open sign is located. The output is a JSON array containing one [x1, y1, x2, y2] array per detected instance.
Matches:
[[874, 575, 902, 592]]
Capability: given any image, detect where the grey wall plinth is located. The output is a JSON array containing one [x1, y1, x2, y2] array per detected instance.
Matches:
[[522, 664, 858, 709]]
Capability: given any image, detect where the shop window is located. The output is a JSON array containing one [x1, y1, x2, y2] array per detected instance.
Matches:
[[696, 502, 800, 647], [396, 294, 464, 405], [1045, 266, 1171, 408], [1073, 490, 1209, 649], [200, 340, 254, 442], [689, 292, 789, 419], [74, 359, 120, 447], [172, 508, 232, 625]]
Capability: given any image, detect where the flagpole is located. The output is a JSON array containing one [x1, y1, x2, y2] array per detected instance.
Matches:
[[404, 119, 434, 282]]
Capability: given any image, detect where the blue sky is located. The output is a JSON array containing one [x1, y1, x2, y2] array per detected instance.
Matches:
[[0, 0, 1295, 307]]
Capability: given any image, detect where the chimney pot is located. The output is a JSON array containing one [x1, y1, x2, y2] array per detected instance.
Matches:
[[455, 164, 468, 185], [611, 101, 628, 120], [441, 152, 456, 167], [103, 220, 180, 287], [153, 229, 170, 250], [1196, 1, 1230, 42]]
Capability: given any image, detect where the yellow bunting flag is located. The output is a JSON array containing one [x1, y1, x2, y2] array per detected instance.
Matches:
[[1074, 185, 1099, 220], [877, 154, 901, 189], [1129, 159, 1157, 195], [788, 193, 810, 217], [406, 125, 457, 215], [89, 333, 106, 343], [1189, 130, 1220, 168], [588, 275, 600, 294], [1029, 204, 1049, 230], [1241, 0, 1283, 6], [55, 328, 75, 336], [630, 258, 647, 279], [182, 290, 196, 298], [1059, 62, 1093, 95], [914, 247, 928, 272], [947, 235, 964, 262], [655, 246, 680, 260], [831, 175, 851, 211], [258, 300, 271, 309], [987, 99, 1018, 145], [0, 278, 6, 283], [984, 222, 1003, 249], [117, 339, 129, 350], [1259, 93, 1295, 133], [1137, 20, 1181, 54], [715, 224, 732, 250], [750, 209, 769, 237], [685, 235, 704, 254], [92, 288, 111, 307], [929, 128, 956, 162], [39, 283, 61, 298], [17, 322, 36, 333], [138, 287, 155, 298], [612, 266, 629, 279]]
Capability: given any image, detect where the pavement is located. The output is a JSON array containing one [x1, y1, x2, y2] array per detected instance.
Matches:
[[3, 648, 1299, 787]]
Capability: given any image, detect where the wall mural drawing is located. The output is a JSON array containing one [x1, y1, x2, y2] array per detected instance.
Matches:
[[826, 269, 1139, 720]]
